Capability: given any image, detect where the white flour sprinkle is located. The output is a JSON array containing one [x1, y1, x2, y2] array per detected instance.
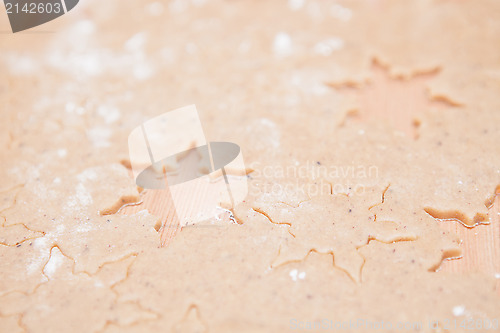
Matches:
[[273, 32, 293, 58], [97, 105, 121, 124], [247, 118, 281, 149], [290, 72, 329, 96], [27, 257, 46, 276], [124, 33, 155, 80], [64, 168, 100, 214], [452, 305, 466, 317], [133, 62, 154, 80], [65, 102, 86, 115], [65, 183, 92, 214], [289, 269, 306, 281], [57, 149, 67, 158], [27, 237, 52, 275], [76, 223, 93, 233], [32, 236, 49, 250], [288, 0, 305, 11], [56, 224, 65, 234], [125, 33, 146, 52], [313, 38, 344, 56], [72, 20, 95, 36], [87, 126, 112, 148], [77, 168, 98, 182], [66, 51, 103, 76], [43, 248, 65, 278], [3, 54, 38, 75]]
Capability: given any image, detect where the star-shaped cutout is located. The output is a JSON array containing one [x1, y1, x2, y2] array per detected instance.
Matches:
[[254, 190, 416, 282]]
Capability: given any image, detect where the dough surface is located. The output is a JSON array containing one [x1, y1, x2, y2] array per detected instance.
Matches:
[[0, 0, 499, 332]]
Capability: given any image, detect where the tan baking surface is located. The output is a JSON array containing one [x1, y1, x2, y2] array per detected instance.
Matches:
[[120, 63, 500, 279], [1, 0, 500, 332]]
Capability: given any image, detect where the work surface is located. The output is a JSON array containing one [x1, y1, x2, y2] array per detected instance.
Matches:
[[121, 65, 500, 279], [1, 0, 500, 332]]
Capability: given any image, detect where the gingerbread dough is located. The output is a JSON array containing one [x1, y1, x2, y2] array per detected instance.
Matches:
[[0, 0, 499, 332]]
